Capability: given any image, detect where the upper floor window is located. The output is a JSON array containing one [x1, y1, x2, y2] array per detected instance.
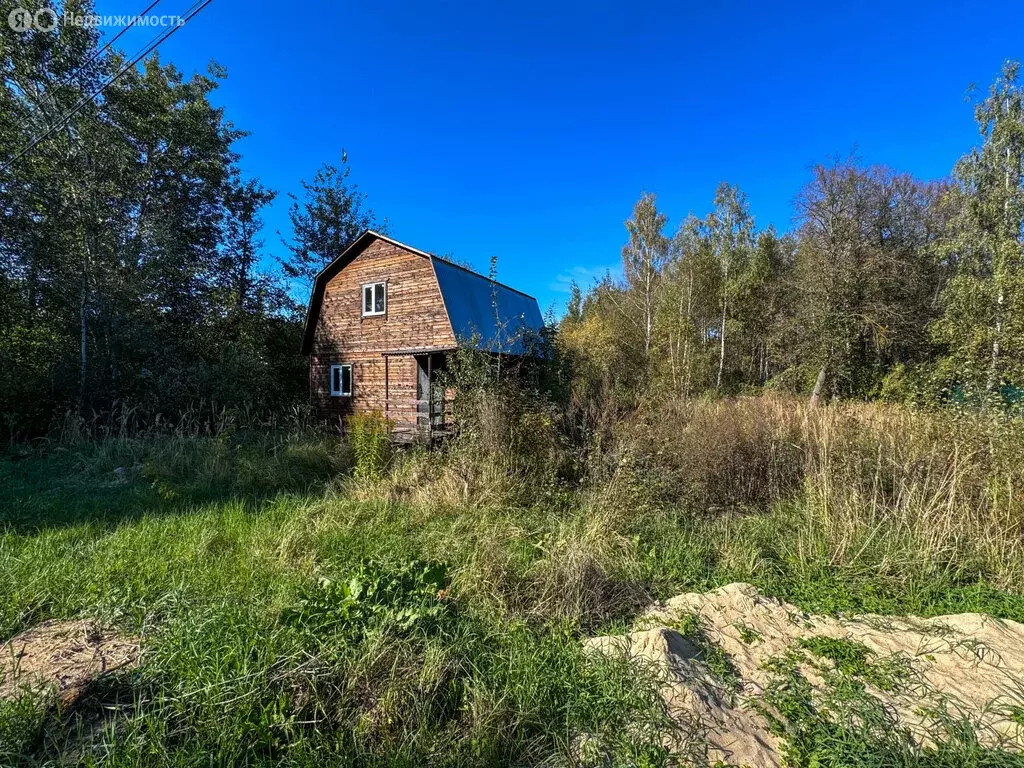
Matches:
[[362, 282, 386, 316]]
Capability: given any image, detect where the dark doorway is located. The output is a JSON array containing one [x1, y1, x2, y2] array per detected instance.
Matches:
[[415, 354, 445, 434]]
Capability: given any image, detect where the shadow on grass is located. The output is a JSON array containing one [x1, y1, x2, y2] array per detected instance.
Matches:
[[0, 435, 349, 534], [0, 670, 148, 766]]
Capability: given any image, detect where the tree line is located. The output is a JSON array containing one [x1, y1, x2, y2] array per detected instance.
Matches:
[[560, 61, 1024, 413], [1, 2, 379, 439], [3, 5, 1022, 441]]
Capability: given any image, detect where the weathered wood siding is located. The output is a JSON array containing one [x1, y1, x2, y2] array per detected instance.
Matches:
[[310, 239, 455, 426]]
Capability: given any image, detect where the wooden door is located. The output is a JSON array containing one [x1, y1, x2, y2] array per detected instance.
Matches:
[[416, 356, 430, 429]]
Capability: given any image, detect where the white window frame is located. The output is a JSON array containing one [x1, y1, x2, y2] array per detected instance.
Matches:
[[330, 363, 352, 397], [362, 281, 387, 317]]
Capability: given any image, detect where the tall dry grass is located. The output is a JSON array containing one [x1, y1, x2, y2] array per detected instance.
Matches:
[[360, 393, 1024, 624], [796, 401, 1024, 592], [622, 395, 1024, 599]]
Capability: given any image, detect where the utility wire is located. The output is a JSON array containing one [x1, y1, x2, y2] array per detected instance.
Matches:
[[7, 0, 166, 148], [0, 0, 213, 175], [60, 0, 166, 88]]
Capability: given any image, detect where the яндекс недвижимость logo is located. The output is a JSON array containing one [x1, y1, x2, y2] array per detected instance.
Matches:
[[7, 7, 184, 32]]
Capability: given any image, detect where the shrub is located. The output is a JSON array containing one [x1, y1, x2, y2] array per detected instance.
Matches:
[[366, 347, 575, 509], [611, 396, 807, 513], [349, 411, 390, 479]]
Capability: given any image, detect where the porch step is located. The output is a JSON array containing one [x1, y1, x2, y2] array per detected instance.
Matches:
[[388, 425, 451, 445]]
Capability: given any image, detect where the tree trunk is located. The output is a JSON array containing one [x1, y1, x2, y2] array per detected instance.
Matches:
[[810, 361, 828, 408], [79, 286, 88, 409], [987, 285, 1004, 399], [644, 266, 654, 356], [683, 270, 694, 396], [668, 331, 678, 393], [717, 294, 727, 389]]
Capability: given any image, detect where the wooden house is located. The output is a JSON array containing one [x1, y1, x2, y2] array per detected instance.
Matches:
[[301, 230, 544, 438]]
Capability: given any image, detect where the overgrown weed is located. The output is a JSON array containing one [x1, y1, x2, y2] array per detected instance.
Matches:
[[5, 393, 1024, 763]]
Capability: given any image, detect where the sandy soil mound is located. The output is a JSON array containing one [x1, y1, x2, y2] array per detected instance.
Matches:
[[587, 583, 1024, 767], [0, 619, 139, 707]]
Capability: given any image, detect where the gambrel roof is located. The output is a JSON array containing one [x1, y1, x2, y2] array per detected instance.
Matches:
[[300, 230, 544, 355]]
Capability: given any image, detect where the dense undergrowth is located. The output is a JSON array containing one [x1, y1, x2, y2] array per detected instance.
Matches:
[[3, 395, 1024, 765]]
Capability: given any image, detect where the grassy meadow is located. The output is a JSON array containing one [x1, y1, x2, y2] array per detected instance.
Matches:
[[4, 396, 1024, 766]]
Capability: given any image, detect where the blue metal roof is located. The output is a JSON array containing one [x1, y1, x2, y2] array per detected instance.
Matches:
[[430, 256, 545, 355]]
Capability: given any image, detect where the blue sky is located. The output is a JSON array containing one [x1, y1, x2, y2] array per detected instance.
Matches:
[[92, 0, 1023, 314]]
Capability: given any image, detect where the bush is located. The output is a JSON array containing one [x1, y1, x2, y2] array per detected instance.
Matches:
[[363, 347, 575, 509], [349, 411, 390, 479], [611, 396, 806, 513]]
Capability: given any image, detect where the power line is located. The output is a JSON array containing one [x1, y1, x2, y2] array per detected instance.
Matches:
[[6, 0, 167, 152], [61, 0, 166, 89], [0, 0, 214, 175]]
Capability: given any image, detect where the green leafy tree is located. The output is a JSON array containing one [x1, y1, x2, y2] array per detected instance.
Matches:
[[736, 228, 797, 386], [565, 281, 584, 324], [0, 1, 309, 434], [620, 192, 669, 357], [707, 183, 755, 389], [217, 176, 282, 325], [932, 60, 1024, 404], [793, 159, 943, 403]]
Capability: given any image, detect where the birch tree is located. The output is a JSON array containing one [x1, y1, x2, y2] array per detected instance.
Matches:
[[707, 183, 754, 389], [652, 215, 718, 395], [621, 192, 669, 357], [932, 61, 1024, 403]]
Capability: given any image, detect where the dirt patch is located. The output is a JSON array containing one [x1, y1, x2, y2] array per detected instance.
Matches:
[[0, 619, 140, 707], [587, 583, 1024, 766]]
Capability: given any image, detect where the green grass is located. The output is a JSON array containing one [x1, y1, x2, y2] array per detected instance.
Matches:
[[0, 437, 674, 766], [796, 636, 911, 692], [3, 398, 1024, 765], [756, 653, 1024, 767]]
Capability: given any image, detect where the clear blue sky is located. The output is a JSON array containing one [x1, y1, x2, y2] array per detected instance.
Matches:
[[93, 0, 1023, 314]]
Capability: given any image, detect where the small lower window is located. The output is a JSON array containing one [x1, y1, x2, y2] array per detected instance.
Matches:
[[330, 364, 352, 396]]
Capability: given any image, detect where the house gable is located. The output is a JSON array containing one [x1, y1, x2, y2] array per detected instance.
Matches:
[[302, 230, 545, 356], [308, 235, 457, 357], [302, 231, 456, 355], [306, 234, 456, 426]]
